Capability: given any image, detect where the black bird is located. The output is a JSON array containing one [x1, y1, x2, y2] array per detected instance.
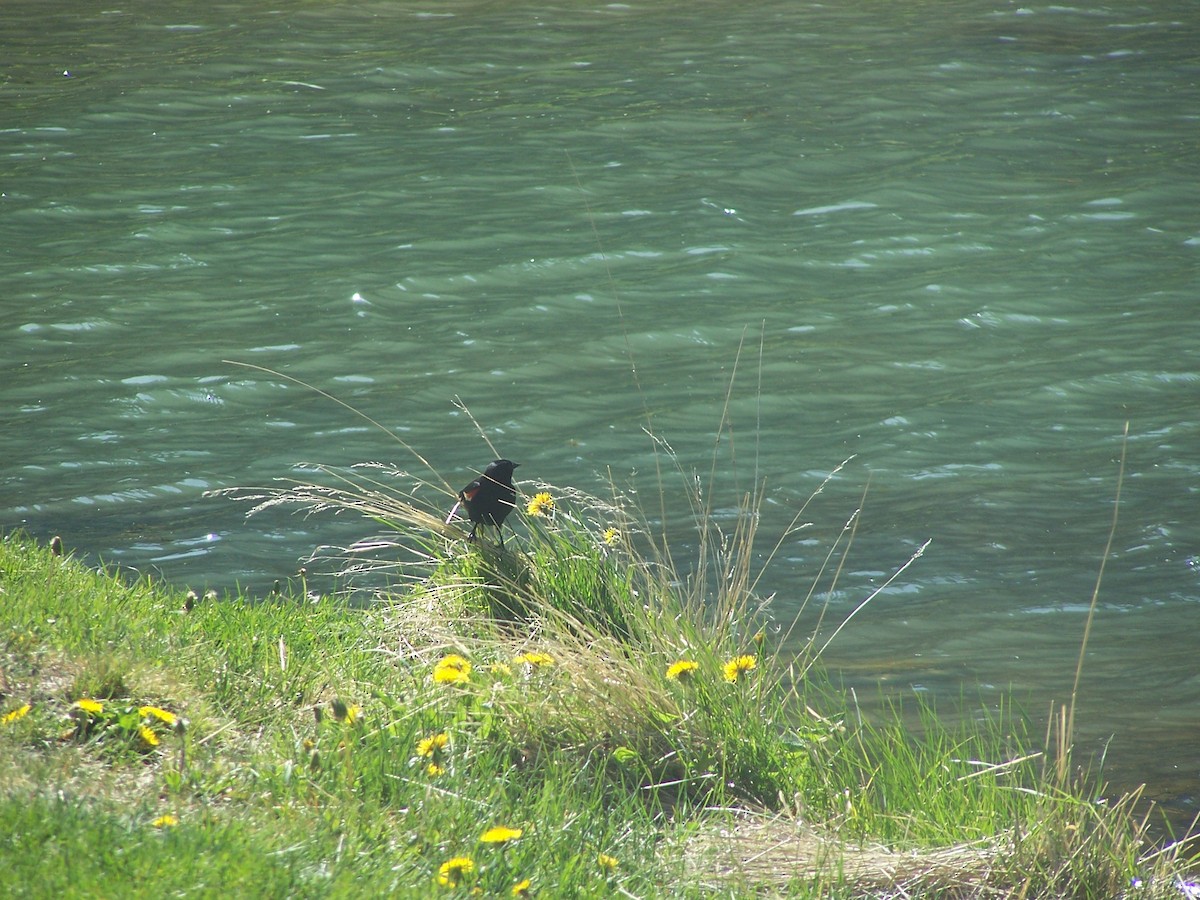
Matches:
[[446, 459, 519, 547]]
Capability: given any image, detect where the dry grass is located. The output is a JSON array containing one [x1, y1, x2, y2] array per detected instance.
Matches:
[[686, 810, 1006, 896]]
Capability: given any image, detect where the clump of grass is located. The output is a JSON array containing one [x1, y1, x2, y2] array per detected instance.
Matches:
[[204, 407, 1197, 896], [0, 513, 1195, 898], [3, 410, 1196, 896], [216, 456, 836, 811]]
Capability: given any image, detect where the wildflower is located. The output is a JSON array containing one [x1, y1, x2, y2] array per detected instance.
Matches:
[[433, 654, 472, 685], [426, 762, 446, 777], [597, 853, 619, 872], [417, 732, 449, 758], [513, 651, 554, 668], [602, 527, 620, 546], [139, 706, 177, 727], [525, 492, 554, 517], [437, 856, 476, 888], [152, 814, 179, 828], [480, 825, 523, 845], [512, 879, 532, 897], [344, 704, 362, 724], [722, 654, 757, 683], [137, 725, 160, 747], [490, 663, 513, 677], [74, 699, 104, 716], [666, 659, 699, 682], [1, 704, 31, 725]]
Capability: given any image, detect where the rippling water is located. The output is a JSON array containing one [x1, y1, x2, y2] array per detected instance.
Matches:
[[3, 0, 1198, 829]]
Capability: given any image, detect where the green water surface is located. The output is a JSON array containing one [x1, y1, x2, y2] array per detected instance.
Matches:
[[3, 0, 1198, 828]]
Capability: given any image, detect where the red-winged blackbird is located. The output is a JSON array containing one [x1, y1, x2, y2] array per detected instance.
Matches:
[[445, 459, 519, 547]]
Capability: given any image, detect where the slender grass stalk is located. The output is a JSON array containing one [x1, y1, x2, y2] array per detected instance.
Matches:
[[1064, 420, 1129, 754], [801, 537, 931, 681], [221, 359, 449, 492]]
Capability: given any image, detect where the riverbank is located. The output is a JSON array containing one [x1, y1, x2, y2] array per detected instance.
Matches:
[[0, 522, 1194, 897]]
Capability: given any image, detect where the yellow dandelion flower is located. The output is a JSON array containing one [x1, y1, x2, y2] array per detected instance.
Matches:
[[665, 660, 699, 682], [525, 492, 555, 517], [1, 704, 31, 725], [74, 699, 104, 716], [426, 762, 446, 777], [138, 706, 177, 727], [152, 814, 179, 828], [490, 663, 513, 677], [722, 654, 757, 683], [513, 651, 554, 668], [344, 704, 362, 724], [512, 879, 532, 897], [480, 825, 523, 845], [437, 856, 476, 887], [417, 732, 449, 757], [597, 853, 619, 872], [433, 654, 472, 685], [138, 725, 160, 747], [602, 527, 620, 545]]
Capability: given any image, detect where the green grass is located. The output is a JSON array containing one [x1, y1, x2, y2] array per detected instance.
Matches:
[[1, 466, 1196, 899]]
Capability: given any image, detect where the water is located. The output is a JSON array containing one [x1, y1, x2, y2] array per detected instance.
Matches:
[[3, 0, 1198, 830]]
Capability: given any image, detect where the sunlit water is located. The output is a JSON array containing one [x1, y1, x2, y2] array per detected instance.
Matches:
[[3, 0, 1198, 831]]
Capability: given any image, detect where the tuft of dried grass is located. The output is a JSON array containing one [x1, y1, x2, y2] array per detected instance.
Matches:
[[685, 808, 1005, 896]]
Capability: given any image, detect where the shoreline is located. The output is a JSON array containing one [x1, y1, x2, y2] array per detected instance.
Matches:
[[2, 530, 1196, 896]]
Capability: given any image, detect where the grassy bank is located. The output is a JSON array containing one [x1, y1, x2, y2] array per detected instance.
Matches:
[[0, 479, 1195, 897]]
